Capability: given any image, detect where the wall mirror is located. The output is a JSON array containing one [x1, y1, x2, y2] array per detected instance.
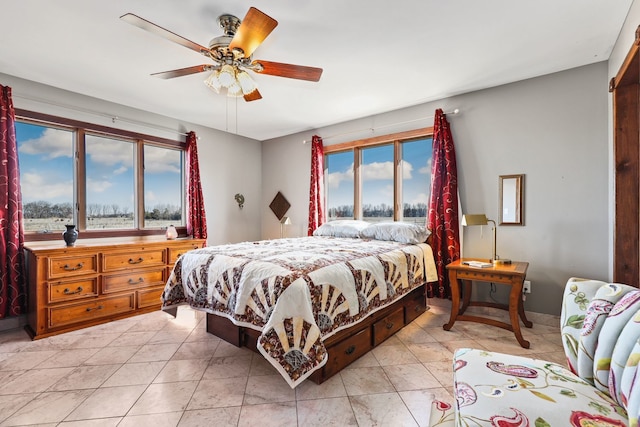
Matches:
[[499, 174, 524, 225]]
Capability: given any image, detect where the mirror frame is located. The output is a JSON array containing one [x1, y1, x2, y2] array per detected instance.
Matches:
[[499, 174, 524, 225]]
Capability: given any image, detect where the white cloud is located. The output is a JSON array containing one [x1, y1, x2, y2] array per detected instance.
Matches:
[[146, 190, 158, 204], [144, 146, 181, 174], [411, 192, 430, 204], [362, 160, 413, 181], [87, 178, 113, 193], [327, 164, 354, 188], [19, 128, 73, 159], [419, 158, 433, 175], [86, 136, 134, 168], [113, 166, 128, 175], [20, 172, 71, 200]]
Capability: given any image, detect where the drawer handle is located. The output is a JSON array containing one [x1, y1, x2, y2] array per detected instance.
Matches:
[[345, 345, 356, 355], [63, 262, 84, 271], [385, 322, 394, 330], [86, 305, 104, 312], [63, 286, 84, 295], [414, 304, 423, 312], [128, 277, 144, 284], [128, 257, 144, 264]]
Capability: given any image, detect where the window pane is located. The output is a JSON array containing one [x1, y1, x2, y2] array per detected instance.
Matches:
[[361, 144, 394, 222], [401, 138, 432, 224], [17, 122, 75, 233], [326, 151, 354, 220], [85, 134, 135, 229], [144, 145, 184, 228]]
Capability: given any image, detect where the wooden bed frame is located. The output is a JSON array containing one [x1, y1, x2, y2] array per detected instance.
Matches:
[[206, 282, 428, 384]]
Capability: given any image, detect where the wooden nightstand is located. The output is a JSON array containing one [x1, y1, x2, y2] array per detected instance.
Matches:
[[443, 258, 532, 348]]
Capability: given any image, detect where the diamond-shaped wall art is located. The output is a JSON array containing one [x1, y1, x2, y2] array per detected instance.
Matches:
[[269, 191, 291, 221]]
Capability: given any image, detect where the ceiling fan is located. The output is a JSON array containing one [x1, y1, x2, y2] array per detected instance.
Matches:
[[121, 7, 323, 102]]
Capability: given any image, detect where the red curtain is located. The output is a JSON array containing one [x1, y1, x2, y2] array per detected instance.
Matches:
[[427, 109, 461, 298], [307, 135, 325, 236], [0, 85, 26, 318], [186, 131, 208, 242]]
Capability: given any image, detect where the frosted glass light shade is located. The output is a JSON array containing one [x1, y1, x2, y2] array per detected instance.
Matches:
[[218, 64, 236, 87], [227, 81, 243, 97], [236, 70, 257, 95], [204, 71, 222, 93]]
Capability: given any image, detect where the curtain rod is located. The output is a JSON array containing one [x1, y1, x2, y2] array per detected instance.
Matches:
[[304, 108, 459, 144], [13, 93, 191, 137]]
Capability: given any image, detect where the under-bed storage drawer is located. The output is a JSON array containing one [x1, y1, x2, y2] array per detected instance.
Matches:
[[403, 287, 427, 324], [322, 326, 372, 379], [372, 306, 405, 346]]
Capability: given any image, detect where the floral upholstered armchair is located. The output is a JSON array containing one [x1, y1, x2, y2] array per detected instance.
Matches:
[[428, 278, 640, 427]]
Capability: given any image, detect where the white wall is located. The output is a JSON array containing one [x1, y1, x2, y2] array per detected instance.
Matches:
[[1, 72, 263, 245], [261, 62, 610, 315]]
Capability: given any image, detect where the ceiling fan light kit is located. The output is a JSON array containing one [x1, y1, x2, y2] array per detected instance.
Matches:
[[121, 7, 322, 102]]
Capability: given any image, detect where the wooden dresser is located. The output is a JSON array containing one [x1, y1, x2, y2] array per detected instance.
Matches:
[[23, 236, 205, 339]]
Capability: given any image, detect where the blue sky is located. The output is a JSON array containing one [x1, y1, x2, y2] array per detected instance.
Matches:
[[326, 138, 432, 209], [16, 122, 182, 212]]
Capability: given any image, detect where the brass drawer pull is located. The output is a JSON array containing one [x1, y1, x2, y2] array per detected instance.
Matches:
[[128, 257, 144, 264], [345, 345, 356, 355], [63, 262, 84, 271], [86, 305, 104, 312], [385, 322, 394, 330], [63, 286, 84, 295], [414, 304, 423, 312], [128, 277, 144, 284]]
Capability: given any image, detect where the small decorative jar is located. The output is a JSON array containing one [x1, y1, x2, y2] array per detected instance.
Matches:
[[63, 224, 78, 247], [165, 225, 178, 240]]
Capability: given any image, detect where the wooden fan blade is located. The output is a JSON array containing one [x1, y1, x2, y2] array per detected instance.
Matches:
[[151, 65, 213, 79], [121, 13, 209, 55], [253, 60, 323, 82], [244, 89, 262, 102], [228, 7, 278, 58]]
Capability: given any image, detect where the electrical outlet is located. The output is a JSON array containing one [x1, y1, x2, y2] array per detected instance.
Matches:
[[523, 280, 532, 294]]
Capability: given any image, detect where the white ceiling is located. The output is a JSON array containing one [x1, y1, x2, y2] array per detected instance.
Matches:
[[0, 1, 632, 140]]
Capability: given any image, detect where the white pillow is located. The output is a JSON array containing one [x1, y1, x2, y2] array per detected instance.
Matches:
[[360, 222, 431, 244], [312, 220, 370, 238]]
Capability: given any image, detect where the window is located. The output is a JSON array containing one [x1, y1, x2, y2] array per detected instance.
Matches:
[[325, 129, 432, 223], [16, 110, 185, 239]]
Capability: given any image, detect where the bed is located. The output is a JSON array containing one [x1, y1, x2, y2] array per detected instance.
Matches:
[[161, 222, 437, 388]]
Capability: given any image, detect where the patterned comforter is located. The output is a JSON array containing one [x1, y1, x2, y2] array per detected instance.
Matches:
[[161, 236, 437, 388]]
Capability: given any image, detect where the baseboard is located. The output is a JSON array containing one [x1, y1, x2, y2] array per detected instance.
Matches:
[[0, 314, 27, 333]]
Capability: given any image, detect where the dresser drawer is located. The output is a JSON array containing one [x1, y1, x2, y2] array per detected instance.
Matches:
[[102, 249, 166, 272], [168, 243, 202, 264], [372, 306, 405, 346], [322, 326, 372, 379], [48, 255, 98, 279], [137, 287, 164, 309], [48, 278, 98, 303], [48, 294, 135, 328], [102, 269, 164, 294]]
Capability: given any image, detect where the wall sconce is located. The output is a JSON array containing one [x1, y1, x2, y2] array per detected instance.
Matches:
[[461, 214, 511, 265], [280, 216, 291, 238], [234, 193, 245, 209]]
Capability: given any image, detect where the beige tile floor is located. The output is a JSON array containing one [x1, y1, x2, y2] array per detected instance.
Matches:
[[0, 299, 563, 426]]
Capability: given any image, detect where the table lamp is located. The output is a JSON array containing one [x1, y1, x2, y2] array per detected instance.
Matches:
[[461, 214, 510, 265], [280, 216, 291, 238]]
